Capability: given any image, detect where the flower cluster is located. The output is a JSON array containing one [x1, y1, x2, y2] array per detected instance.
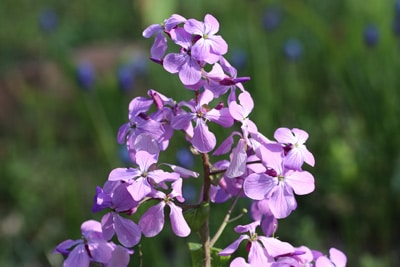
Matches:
[[55, 13, 346, 267]]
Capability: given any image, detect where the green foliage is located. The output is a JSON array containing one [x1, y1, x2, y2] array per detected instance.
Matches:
[[188, 242, 230, 267]]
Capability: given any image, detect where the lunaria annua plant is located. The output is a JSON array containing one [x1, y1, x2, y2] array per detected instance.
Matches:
[[54, 13, 347, 267]]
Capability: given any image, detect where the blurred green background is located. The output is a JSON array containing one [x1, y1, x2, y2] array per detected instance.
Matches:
[[1, 0, 399, 266]]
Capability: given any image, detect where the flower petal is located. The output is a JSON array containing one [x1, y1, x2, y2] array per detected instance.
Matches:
[[169, 203, 191, 237], [139, 202, 165, 237], [114, 214, 142, 247]]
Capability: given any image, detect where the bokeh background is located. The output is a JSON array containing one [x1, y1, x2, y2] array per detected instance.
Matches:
[[1, 0, 399, 266]]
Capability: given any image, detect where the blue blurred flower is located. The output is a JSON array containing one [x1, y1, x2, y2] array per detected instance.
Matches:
[[283, 38, 303, 61], [176, 147, 194, 169], [117, 64, 135, 92], [363, 24, 379, 47], [38, 8, 58, 33], [76, 62, 95, 90], [262, 6, 282, 32]]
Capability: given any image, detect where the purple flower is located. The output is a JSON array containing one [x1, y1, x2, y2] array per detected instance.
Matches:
[[184, 14, 228, 64], [243, 146, 315, 218], [219, 221, 294, 266], [108, 151, 180, 201], [139, 179, 191, 237], [274, 127, 315, 170], [205, 57, 250, 100], [171, 89, 234, 153], [142, 14, 186, 62], [101, 212, 142, 248], [54, 220, 132, 267], [163, 27, 203, 86]]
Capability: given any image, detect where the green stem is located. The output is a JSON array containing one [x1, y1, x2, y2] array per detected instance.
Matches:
[[200, 153, 211, 267], [209, 192, 241, 247]]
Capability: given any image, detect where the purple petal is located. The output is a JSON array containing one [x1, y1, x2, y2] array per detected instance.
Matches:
[[258, 236, 295, 257], [219, 234, 249, 256], [169, 27, 192, 48], [108, 246, 131, 267], [117, 123, 130, 144], [274, 127, 296, 144], [243, 173, 274, 200], [204, 14, 220, 35], [142, 24, 162, 38], [248, 241, 271, 265], [148, 169, 180, 184], [225, 139, 247, 178], [92, 186, 113, 213], [127, 178, 152, 201], [88, 240, 114, 264], [101, 213, 115, 241], [178, 57, 202, 85], [269, 185, 297, 219], [128, 96, 153, 119], [192, 119, 216, 153], [206, 108, 234, 128], [64, 244, 90, 267], [285, 170, 315, 195], [163, 53, 186, 74], [230, 257, 251, 267], [213, 132, 237, 156], [168, 203, 191, 237], [292, 128, 309, 144], [171, 112, 194, 130], [139, 202, 165, 237], [54, 239, 82, 255], [150, 32, 168, 61], [184, 18, 204, 35], [329, 248, 347, 267], [315, 255, 335, 267], [164, 14, 186, 31], [114, 214, 141, 247], [81, 220, 102, 237], [209, 35, 228, 56], [108, 168, 141, 182], [135, 150, 157, 172]]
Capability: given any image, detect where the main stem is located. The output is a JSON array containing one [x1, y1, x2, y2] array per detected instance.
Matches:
[[200, 153, 211, 267]]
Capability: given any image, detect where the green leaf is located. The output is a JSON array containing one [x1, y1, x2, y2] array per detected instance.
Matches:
[[183, 202, 210, 233], [188, 242, 231, 267]]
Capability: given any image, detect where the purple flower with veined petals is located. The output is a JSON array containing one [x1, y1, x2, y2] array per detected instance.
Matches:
[[92, 182, 142, 248], [274, 127, 315, 170], [139, 179, 190, 237], [108, 150, 180, 201], [101, 212, 141, 248], [184, 14, 228, 64], [219, 221, 294, 266], [142, 14, 186, 62], [243, 146, 315, 218], [163, 27, 203, 86], [205, 57, 250, 100], [171, 89, 234, 153], [54, 220, 132, 267]]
